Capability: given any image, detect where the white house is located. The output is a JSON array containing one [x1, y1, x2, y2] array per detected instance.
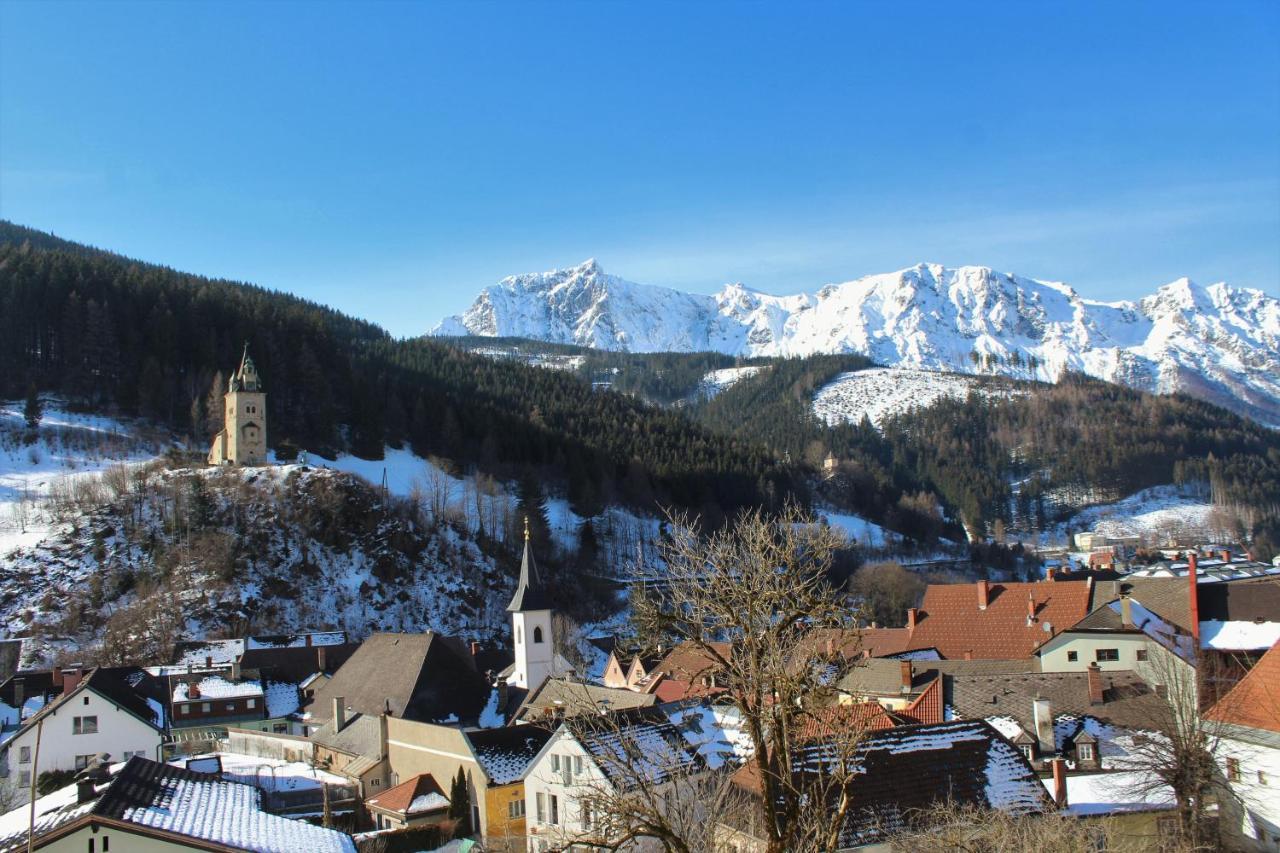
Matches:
[[1206, 642, 1280, 851], [0, 668, 163, 805], [522, 701, 741, 852]]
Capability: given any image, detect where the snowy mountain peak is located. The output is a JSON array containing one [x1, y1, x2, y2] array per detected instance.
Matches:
[[432, 263, 1280, 426]]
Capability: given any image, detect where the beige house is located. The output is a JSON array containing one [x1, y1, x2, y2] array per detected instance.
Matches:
[[208, 344, 267, 466]]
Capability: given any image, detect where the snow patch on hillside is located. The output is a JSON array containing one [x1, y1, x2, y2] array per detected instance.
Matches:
[[813, 368, 1023, 428], [697, 366, 765, 399], [1056, 484, 1225, 545]]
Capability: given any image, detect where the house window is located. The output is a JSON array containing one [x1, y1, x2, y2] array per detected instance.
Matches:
[[1136, 649, 1148, 662], [574, 755, 583, 775], [508, 799, 525, 818], [1095, 649, 1119, 662], [74, 754, 95, 770], [1257, 769, 1267, 785], [536, 792, 546, 823], [549, 794, 559, 825], [83, 696, 90, 706], [582, 798, 593, 829], [18, 747, 29, 764], [273, 724, 288, 734], [201, 703, 211, 713], [1019, 744, 1034, 762], [226, 704, 236, 711], [72, 716, 98, 735], [1226, 757, 1241, 782], [247, 699, 256, 709], [1066, 651, 1078, 662], [370, 779, 380, 787], [534, 626, 544, 644], [551, 755, 560, 773], [1077, 743, 1095, 762], [18, 771, 30, 787]]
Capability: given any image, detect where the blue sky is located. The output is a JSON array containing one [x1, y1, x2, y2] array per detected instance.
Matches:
[[1, 1, 1277, 336]]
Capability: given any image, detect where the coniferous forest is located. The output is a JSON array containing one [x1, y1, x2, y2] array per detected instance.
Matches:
[[2, 220, 1278, 556]]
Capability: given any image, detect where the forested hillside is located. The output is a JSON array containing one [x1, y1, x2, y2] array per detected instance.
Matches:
[[0, 222, 796, 522]]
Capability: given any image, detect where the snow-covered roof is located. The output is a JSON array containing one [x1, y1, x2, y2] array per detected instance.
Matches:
[[1199, 620, 1280, 651], [1043, 770, 1175, 815], [0, 756, 355, 852], [173, 675, 264, 702]]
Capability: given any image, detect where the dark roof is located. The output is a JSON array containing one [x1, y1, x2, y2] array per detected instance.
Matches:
[[1198, 577, 1280, 623], [238, 642, 359, 683], [1088, 577, 1194, 632], [785, 720, 1049, 846], [307, 632, 489, 725], [942, 668, 1167, 733], [467, 723, 556, 784], [507, 537, 552, 612], [0, 755, 355, 852], [515, 678, 656, 723], [574, 704, 703, 789], [311, 712, 383, 758]]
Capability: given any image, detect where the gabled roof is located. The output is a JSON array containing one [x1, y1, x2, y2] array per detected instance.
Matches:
[[784, 720, 1049, 846], [642, 641, 732, 700], [515, 677, 655, 723], [467, 724, 556, 785], [307, 632, 488, 724], [366, 773, 449, 816], [0, 756, 354, 852], [311, 712, 383, 759], [906, 580, 1092, 660], [1205, 641, 1280, 733], [238, 642, 359, 683], [5, 668, 162, 747], [507, 536, 551, 612]]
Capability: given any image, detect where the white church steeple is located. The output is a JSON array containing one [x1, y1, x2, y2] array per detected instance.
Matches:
[[507, 518, 554, 690]]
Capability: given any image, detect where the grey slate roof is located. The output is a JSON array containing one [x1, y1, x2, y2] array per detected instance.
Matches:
[[307, 632, 489, 725], [515, 677, 656, 723], [311, 712, 384, 759], [941, 668, 1165, 733], [507, 538, 552, 612]]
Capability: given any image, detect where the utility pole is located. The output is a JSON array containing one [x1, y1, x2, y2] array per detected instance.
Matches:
[[26, 717, 43, 853]]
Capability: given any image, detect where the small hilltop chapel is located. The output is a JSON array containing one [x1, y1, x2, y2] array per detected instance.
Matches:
[[208, 345, 268, 466]]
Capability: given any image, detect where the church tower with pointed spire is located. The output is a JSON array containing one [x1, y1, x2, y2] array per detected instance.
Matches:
[[507, 518, 554, 690], [207, 344, 268, 466]]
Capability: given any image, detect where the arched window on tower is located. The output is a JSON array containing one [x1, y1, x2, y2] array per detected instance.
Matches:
[[533, 626, 544, 644]]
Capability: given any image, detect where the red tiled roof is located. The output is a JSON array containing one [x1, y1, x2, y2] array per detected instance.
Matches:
[[899, 677, 943, 725], [365, 773, 447, 815], [1205, 641, 1280, 733], [644, 641, 731, 701], [795, 702, 897, 741], [905, 580, 1092, 660]]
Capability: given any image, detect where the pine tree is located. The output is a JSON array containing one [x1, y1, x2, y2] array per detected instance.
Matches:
[[448, 767, 472, 837], [516, 474, 552, 558], [23, 383, 42, 430]]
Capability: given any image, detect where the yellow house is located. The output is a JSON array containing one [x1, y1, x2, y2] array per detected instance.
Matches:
[[385, 716, 553, 849]]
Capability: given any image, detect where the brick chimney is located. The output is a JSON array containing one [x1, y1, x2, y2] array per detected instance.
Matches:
[[61, 667, 85, 695], [205, 655, 213, 669], [900, 661, 913, 694], [977, 579, 991, 610], [1120, 596, 1132, 628], [1188, 552, 1200, 642], [50, 667, 62, 691], [1050, 757, 1068, 809], [1046, 566, 1057, 580], [76, 778, 98, 805], [1086, 663, 1104, 705], [333, 696, 346, 732], [306, 634, 314, 647], [188, 680, 201, 700], [907, 608, 919, 630], [1027, 592, 1037, 624], [317, 645, 327, 673]]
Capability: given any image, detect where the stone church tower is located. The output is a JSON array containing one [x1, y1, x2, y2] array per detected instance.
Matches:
[[208, 345, 267, 466]]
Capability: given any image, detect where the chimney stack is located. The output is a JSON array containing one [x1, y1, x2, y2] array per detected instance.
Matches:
[[1032, 696, 1054, 755], [899, 661, 912, 694], [497, 678, 509, 712], [333, 696, 347, 732], [76, 779, 98, 804], [62, 667, 85, 695], [1188, 552, 1200, 642], [471, 641, 481, 658], [12, 678, 24, 713], [977, 579, 990, 610], [317, 645, 327, 673], [1086, 663, 1104, 705], [230, 659, 241, 682], [907, 608, 919, 630], [205, 655, 213, 669], [1120, 596, 1133, 628], [1050, 757, 1068, 809], [1046, 566, 1057, 580], [306, 634, 314, 647], [1027, 592, 1037, 624], [50, 667, 62, 690]]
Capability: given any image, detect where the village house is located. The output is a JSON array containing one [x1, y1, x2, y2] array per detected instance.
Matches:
[[522, 700, 740, 852], [166, 664, 301, 736], [718, 719, 1049, 851], [601, 648, 662, 691], [512, 677, 656, 725], [311, 703, 391, 798], [0, 668, 164, 805], [365, 772, 451, 832], [0, 755, 355, 852], [1205, 641, 1280, 851]]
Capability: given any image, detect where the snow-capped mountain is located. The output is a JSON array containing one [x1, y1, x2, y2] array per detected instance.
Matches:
[[432, 261, 1280, 426]]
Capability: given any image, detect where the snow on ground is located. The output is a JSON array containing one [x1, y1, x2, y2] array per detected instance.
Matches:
[[821, 510, 891, 548], [0, 399, 163, 557], [173, 752, 348, 793], [696, 366, 765, 399], [1044, 770, 1175, 815], [1054, 484, 1224, 546], [812, 368, 1022, 429]]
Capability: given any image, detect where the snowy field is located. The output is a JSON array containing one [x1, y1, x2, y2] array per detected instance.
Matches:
[[1054, 484, 1225, 545], [696, 365, 765, 399], [812, 368, 1022, 428], [0, 400, 163, 557], [821, 510, 890, 547]]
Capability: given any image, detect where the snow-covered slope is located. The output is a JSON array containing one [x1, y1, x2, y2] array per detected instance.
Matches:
[[813, 368, 1025, 428], [433, 262, 1280, 426]]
